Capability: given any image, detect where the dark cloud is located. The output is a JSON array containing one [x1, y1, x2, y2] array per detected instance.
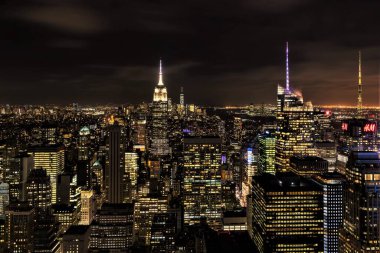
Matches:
[[0, 0, 380, 105]]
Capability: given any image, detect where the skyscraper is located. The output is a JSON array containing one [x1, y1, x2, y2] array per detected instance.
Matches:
[[313, 172, 345, 253], [0, 183, 9, 219], [79, 190, 95, 225], [340, 151, 380, 252], [5, 203, 35, 252], [26, 168, 52, 215], [251, 172, 324, 252], [90, 203, 134, 251], [124, 152, 138, 203], [150, 60, 170, 156], [106, 123, 124, 204], [183, 136, 222, 229], [276, 43, 316, 171], [28, 145, 65, 204], [258, 129, 276, 175]]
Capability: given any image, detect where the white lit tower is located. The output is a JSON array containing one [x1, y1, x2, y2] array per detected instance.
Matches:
[[150, 60, 170, 156], [275, 42, 316, 171]]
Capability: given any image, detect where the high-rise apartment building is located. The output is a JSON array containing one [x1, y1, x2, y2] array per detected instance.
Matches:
[[183, 136, 222, 229]]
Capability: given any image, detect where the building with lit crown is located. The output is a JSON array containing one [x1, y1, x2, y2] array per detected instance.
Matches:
[[149, 60, 170, 156], [276, 43, 316, 172]]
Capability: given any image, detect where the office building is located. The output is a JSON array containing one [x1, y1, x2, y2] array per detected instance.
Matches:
[[313, 172, 344, 253], [150, 213, 177, 253], [106, 123, 124, 203], [258, 129, 276, 175], [28, 145, 65, 204], [150, 60, 170, 156], [276, 43, 316, 171], [90, 203, 134, 251], [251, 172, 323, 252], [0, 183, 9, 219], [5, 203, 35, 253], [134, 193, 168, 245], [340, 151, 380, 252], [183, 136, 222, 229], [290, 156, 328, 177], [62, 225, 90, 253], [79, 190, 95, 225]]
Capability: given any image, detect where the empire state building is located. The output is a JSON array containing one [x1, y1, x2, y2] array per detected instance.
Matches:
[[150, 60, 170, 156]]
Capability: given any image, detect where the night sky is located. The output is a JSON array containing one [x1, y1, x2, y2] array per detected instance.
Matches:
[[1, 0, 380, 106]]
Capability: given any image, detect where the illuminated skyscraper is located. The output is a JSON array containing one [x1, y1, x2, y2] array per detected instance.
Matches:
[[150, 213, 177, 252], [340, 151, 380, 252], [134, 194, 168, 245], [26, 168, 52, 215], [26, 168, 60, 253], [276, 43, 316, 171], [180, 86, 184, 107], [0, 183, 9, 219], [7, 153, 33, 201], [258, 129, 276, 175], [79, 190, 95, 225], [78, 126, 91, 160], [150, 60, 170, 156], [313, 172, 345, 253], [90, 203, 134, 251], [183, 136, 222, 229], [28, 145, 65, 204], [251, 172, 323, 252], [124, 152, 138, 203]]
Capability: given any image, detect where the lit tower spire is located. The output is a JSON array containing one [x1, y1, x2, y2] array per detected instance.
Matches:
[[286, 42, 290, 91], [357, 51, 363, 116], [158, 58, 164, 86]]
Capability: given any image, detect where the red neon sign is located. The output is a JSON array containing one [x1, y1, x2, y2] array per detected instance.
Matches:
[[363, 123, 376, 132], [342, 123, 348, 131]]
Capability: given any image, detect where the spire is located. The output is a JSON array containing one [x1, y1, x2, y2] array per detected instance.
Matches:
[[286, 42, 290, 91], [358, 51, 363, 116], [158, 58, 164, 86]]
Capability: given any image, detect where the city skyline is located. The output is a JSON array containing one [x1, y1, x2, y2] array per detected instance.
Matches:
[[1, 0, 380, 105]]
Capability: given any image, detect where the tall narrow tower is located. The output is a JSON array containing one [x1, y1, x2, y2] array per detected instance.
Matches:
[[286, 41, 290, 91], [357, 51, 363, 117], [180, 86, 184, 106], [275, 42, 316, 171], [150, 60, 170, 156]]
